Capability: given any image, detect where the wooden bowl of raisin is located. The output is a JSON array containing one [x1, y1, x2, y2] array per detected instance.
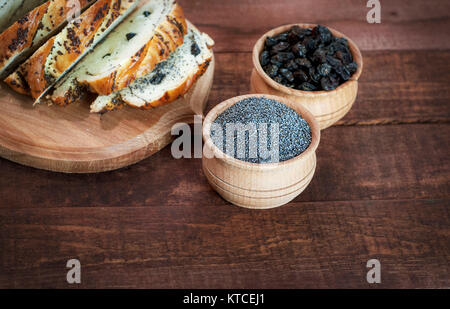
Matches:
[[251, 24, 363, 130]]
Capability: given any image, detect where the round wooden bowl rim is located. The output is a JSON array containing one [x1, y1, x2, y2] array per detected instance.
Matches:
[[252, 23, 364, 97], [203, 94, 320, 170]]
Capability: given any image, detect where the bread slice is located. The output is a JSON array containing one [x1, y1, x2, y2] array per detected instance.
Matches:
[[0, 0, 47, 33], [50, 0, 187, 106], [0, 0, 94, 80], [4, 0, 139, 100], [90, 24, 214, 113]]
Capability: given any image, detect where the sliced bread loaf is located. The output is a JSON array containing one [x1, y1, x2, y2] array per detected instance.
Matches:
[[0, 0, 47, 33], [0, 0, 94, 80], [90, 24, 214, 113], [4, 0, 139, 100], [50, 0, 187, 106]]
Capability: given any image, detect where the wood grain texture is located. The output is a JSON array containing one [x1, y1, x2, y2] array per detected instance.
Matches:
[[179, 0, 450, 52], [0, 55, 214, 173], [0, 0, 449, 289], [0, 199, 448, 288], [0, 124, 448, 209]]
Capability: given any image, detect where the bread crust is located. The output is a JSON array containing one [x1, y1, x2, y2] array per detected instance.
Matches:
[[96, 57, 211, 113], [3, 56, 32, 95], [132, 57, 211, 110], [85, 3, 187, 97], [0, 0, 47, 33], [93, 27, 214, 113], [0, 3, 48, 79], [0, 0, 93, 80]]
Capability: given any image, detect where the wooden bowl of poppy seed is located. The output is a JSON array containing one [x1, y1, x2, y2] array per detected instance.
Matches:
[[202, 94, 320, 209], [250, 23, 363, 130]]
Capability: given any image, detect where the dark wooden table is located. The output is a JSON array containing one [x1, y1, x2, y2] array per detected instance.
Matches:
[[0, 0, 449, 289]]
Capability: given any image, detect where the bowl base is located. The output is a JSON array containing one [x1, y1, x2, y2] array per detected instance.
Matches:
[[203, 153, 316, 209]]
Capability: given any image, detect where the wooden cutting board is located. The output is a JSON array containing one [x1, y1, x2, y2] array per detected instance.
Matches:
[[0, 55, 215, 173]]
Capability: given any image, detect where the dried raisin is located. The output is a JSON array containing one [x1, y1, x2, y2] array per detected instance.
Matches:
[[260, 25, 358, 91]]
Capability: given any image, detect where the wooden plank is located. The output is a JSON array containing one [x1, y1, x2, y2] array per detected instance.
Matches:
[[179, 0, 450, 52], [0, 0, 448, 291], [207, 51, 450, 125], [308, 124, 450, 202], [339, 50, 450, 125], [0, 124, 448, 209], [0, 199, 448, 288]]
